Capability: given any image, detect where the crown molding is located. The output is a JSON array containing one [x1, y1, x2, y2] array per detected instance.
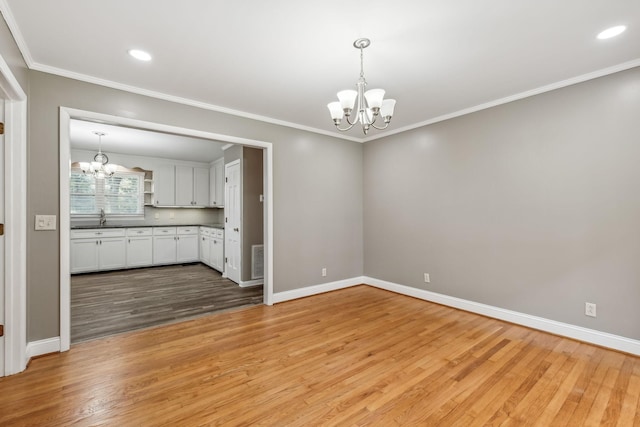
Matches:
[[363, 58, 640, 143], [0, 0, 35, 67], [2, 0, 638, 146]]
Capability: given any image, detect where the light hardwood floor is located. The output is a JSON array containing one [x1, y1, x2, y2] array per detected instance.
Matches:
[[71, 263, 263, 343], [2, 285, 639, 426]]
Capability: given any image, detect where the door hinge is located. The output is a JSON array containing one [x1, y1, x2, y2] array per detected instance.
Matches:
[[225, 177, 228, 183], [225, 217, 228, 223], [0, 122, 4, 135], [0, 324, 4, 337], [0, 223, 3, 236], [225, 257, 228, 264]]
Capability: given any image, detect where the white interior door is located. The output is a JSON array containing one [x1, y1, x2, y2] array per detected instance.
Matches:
[[225, 160, 241, 284], [0, 100, 5, 376]]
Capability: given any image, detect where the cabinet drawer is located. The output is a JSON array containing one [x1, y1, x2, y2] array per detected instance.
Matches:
[[199, 227, 213, 237], [71, 228, 125, 239], [126, 227, 152, 236], [153, 227, 177, 235], [177, 226, 198, 235]]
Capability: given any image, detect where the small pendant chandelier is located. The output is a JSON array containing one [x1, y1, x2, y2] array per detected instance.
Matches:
[[327, 38, 396, 135], [79, 131, 118, 179]]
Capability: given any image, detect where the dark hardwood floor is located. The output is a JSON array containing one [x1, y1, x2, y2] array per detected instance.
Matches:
[[71, 263, 263, 343]]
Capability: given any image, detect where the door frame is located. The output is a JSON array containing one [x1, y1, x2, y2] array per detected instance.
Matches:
[[59, 107, 274, 352], [0, 54, 28, 376]]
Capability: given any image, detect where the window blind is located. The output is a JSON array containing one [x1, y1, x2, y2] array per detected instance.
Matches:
[[70, 170, 145, 217]]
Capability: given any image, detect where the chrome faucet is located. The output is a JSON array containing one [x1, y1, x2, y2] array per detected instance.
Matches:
[[99, 208, 106, 226]]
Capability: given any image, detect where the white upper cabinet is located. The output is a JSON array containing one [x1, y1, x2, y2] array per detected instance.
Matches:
[[175, 165, 210, 206], [210, 158, 225, 207], [175, 165, 194, 206], [154, 164, 176, 206], [193, 167, 210, 206], [155, 164, 210, 207]]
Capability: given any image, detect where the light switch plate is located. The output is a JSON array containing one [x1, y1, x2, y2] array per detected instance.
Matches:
[[35, 214, 57, 230]]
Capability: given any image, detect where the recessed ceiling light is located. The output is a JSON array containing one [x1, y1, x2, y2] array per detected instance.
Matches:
[[597, 25, 626, 40], [128, 49, 152, 61]]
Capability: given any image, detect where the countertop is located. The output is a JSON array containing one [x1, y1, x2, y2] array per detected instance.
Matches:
[[71, 223, 224, 230]]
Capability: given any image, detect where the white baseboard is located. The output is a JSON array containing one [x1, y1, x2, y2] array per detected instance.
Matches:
[[26, 337, 61, 360], [272, 276, 365, 304], [23, 277, 640, 362], [364, 276, 640, 356], [239, 279, 263, 288]]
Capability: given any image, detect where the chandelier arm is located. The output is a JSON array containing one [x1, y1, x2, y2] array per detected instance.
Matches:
[[345, 113, 359, 126], [335, 121, 357, 132], [369, 121, 390, 131]]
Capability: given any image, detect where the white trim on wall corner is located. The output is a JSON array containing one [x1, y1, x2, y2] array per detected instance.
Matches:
[[0, 44, 28, 376], [239, 279, 264, 288], [272, 276, 366, 304], [26, 337, 61, 360], [363, 277, 640, 356]]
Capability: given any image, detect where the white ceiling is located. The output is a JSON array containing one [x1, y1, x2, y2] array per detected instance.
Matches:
[[3, 0, 639, 143], [69, 119, 226, 163]]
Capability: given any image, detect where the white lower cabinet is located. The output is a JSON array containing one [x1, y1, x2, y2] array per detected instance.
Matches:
[[153, 226, 200, 265], [71, 225, 205, 273], [200, 231, 211, 264], [211, 234, 224, 271], [70, 229, 126, 273], [177, 227, 199, 262], [153, 227, 177, 265], [126, 228, 153, 268], [199, 226, 224, 272]]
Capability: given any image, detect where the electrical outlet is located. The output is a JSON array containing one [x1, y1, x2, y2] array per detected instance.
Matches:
[[322, 268, 327, 277], [585, 302, 597, 317], [424, 273, 430, 283]]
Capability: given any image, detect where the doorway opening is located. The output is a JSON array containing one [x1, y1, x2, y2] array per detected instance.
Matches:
[[60, 108, 273, 351]]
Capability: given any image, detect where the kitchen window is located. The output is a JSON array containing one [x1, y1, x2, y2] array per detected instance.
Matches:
[[70, 170, 145, 217]]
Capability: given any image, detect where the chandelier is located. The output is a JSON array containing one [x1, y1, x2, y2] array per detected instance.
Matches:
[[327, 38, 396, 135], [79, 131, 118, 179]]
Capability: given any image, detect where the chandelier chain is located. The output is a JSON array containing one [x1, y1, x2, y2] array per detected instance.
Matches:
[[360, 45, 365, 81]]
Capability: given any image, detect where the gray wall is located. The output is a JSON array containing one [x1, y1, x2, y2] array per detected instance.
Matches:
[[0, 14, 28, 92], [224, 145, 266, 282], [27, 71, 364, 341], [364, 67, 640, 340], [242, 147, 264, 281]]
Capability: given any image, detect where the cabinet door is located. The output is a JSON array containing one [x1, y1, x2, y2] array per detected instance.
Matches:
[[212, 159, 225, 207], [153, 235, 177, 265], [177, 234, 199, 262], [212, 237, 224, 272], [70, 239, 100, 273], [175, 165, 194, 206], [193, 167, 209, 206], [127, 236, 153, 268], [200, 234, 211, 265], [155, 164, 175, 206], [99, 237, 127, 270]]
